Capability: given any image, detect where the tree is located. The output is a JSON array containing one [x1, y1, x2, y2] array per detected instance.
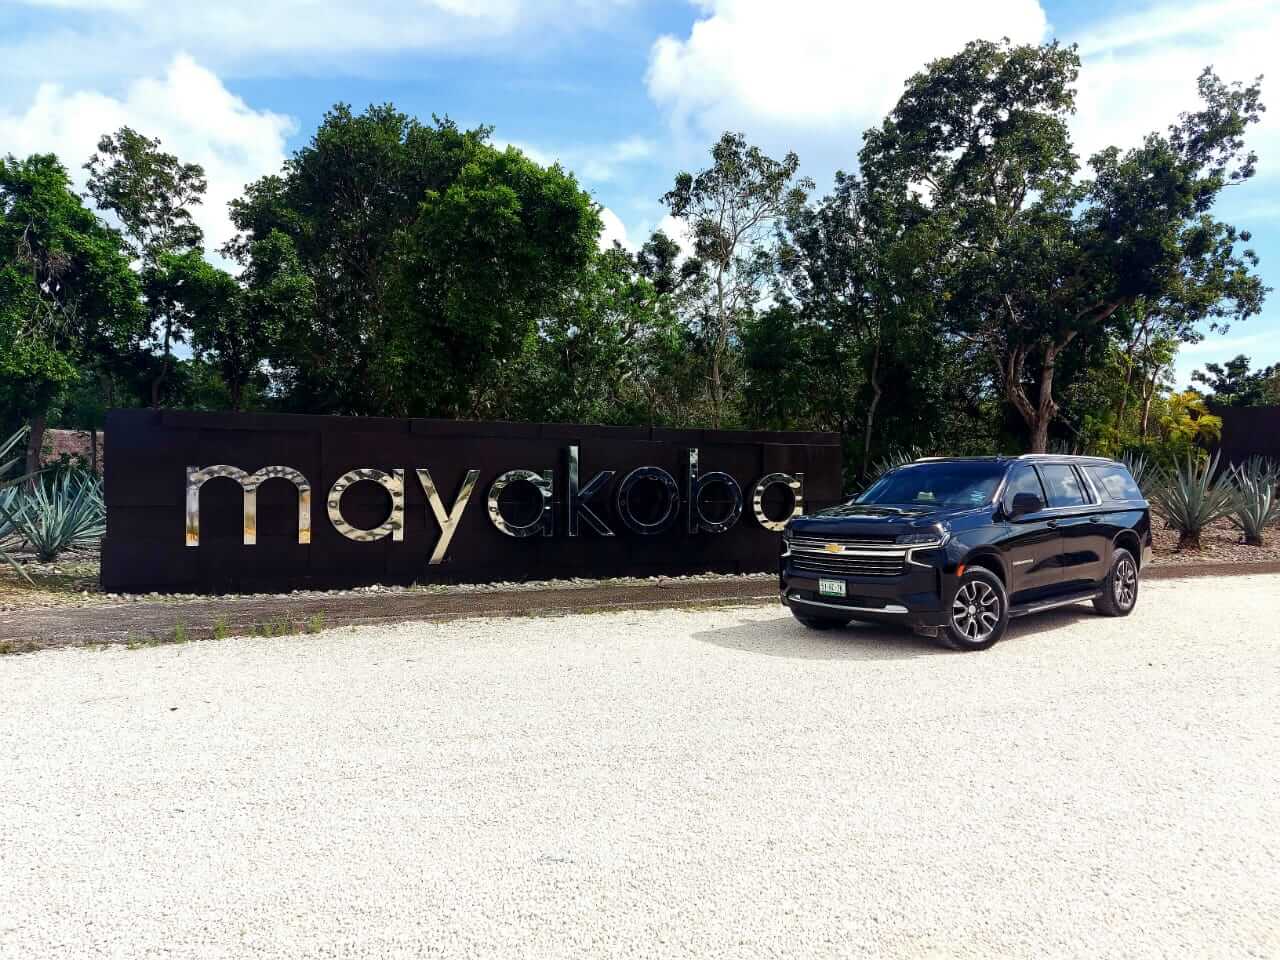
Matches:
[[1193, 354, 1280, 408], [228, 104, 600, 417], [86, 127, 208, 406], [781, 173, 949, 473], [0, 154, 144, 473], [860, 41, 1267, 451], [662, 133, 812, 426]]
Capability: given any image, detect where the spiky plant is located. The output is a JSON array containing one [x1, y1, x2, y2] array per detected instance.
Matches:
[[1120, 451, 1158, 495], [6, 470, 105, 562], [0, 427, 37, 583], [871, 445, 930, 479], [1150, 451, 1236, 551], [1229, 457, 1280, 547]]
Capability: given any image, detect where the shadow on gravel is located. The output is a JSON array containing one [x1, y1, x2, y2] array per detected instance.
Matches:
[[694, 603, 1103, 661]]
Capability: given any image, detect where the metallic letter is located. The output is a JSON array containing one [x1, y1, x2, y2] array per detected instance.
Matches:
[[615, 466, 680, 535], [566, 445, 614, 537], [327, 469, 405, 542], [685, 448, 743, 534], [750, 472, 804, 531], [416, 468, 480, 564], [487, 470, 554, 538], [186, 465, 311, 547]]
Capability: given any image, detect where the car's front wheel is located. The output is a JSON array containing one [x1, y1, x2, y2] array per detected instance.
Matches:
[[941, 568, 1009, 651], [791, 611, 851, 630], [1093, 547, 1139, 617]]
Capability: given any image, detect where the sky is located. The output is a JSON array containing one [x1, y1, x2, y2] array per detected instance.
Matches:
[[1, 0, 1277, 389]]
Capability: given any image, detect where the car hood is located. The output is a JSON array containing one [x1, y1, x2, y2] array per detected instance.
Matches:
[[789, 502, 953, 540]]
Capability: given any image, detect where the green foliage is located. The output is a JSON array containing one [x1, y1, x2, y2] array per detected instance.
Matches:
[[228, 105, 599, 418], [3, 471, 106, 562], [1150, 452, 1237, 550], [871, 446, 931, 479], [1194, 354, 1280, 408], [1228, 457, 1280, 546]]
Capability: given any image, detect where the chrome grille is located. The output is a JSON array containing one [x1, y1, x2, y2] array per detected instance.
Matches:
[[791, 553, 905, 577]]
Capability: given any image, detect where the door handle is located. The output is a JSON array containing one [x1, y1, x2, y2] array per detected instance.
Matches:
[[1046, 520, 1058, 529], [1090, 516, 1101, 523]]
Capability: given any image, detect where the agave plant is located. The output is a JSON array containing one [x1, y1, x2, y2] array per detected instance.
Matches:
[[0, 427, 38, 583], [1228, 456, 1280, 547], [1120, 451, 1159, 496], [1150, 451, 1236, 551], [5, 470, 105, 562], [871, 445, 931, 479]]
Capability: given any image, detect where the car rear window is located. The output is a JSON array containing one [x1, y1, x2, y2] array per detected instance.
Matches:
[[1085, 464, 1144, 501]]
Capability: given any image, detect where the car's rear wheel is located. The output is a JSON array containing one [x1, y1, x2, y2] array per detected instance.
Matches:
[[1093, 547, 1139, 617], [791, 611, 851, 630], [940, 568, 1009, 651]]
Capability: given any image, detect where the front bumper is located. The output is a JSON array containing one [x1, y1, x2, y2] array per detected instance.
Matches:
[[778, 555, 950, 628]]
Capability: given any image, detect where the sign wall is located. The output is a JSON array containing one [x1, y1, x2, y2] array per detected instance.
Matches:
[[102, 410, 842, 593]]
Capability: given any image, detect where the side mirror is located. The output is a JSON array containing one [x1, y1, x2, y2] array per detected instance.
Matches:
[[1007, 492, 1044, 519]]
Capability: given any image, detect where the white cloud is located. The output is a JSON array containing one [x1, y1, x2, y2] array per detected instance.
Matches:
[[0, 0, 636, 91], [0, 55, 294, 254], [504, 136, 657, 184], [1071, 0, 1280, 173], [598, 207, 632, 251], [647, 0, 1048, 147]]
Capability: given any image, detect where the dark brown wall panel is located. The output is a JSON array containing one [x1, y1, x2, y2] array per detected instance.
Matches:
[[102, 409, 842, 593]]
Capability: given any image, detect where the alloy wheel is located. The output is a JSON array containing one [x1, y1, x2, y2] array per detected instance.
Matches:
[[1114, 557, 1138, 609], [951, 580, 1001, 643]]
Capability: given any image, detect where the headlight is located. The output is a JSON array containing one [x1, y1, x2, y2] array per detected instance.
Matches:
[[896, 531, 949, 548]]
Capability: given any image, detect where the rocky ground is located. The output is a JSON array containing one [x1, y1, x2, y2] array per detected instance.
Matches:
[[2, 515, 1277, 615], [3, 576, 1277, 958]]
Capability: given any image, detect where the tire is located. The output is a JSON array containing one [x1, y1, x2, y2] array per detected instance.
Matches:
[[791, 611, 852, 630], [1093, 547, 1139, 617], [940, 568, 1009, 651]]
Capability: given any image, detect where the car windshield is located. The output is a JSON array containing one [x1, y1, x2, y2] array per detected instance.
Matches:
[[856, 461, 1006, 509]]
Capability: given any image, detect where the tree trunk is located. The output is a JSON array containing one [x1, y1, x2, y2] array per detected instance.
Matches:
[[1003, 343, 1060, 454], [861, 337, 883, 477], [25, 412, 47, 478]]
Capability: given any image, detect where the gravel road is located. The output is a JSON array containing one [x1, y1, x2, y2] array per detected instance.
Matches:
[[3, 575, 1278, 959]]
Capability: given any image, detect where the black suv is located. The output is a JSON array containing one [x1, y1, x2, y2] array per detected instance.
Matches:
[[780, 455, 1152, 651]]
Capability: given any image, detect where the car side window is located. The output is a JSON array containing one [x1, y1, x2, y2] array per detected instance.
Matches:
[[1038, 464, 1088, 508], [1085, 465, 1144, 501], [1003, 465, 1046, 513]]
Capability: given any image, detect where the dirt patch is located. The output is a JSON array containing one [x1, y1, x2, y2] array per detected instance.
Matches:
[[1148, 516, 1280, 565]]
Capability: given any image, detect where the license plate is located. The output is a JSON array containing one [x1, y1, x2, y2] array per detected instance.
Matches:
[[818, 578, 846, 598]]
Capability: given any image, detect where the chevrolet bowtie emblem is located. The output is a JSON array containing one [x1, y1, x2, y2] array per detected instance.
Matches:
[[824, 543, 842, 553]]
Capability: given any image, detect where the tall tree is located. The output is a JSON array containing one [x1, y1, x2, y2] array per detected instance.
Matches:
[[860, 41, 1267, 451], [85, 127, 208, 406], [228, 104, 600, 417], [662, 133, 812, 426], [0, 154, 144, 473]]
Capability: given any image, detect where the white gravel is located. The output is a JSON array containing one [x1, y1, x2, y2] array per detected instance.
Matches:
[[2, 575, 1278, 959]]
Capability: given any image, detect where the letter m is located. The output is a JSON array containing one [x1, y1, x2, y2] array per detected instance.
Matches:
[[186, 466, 312, 546]]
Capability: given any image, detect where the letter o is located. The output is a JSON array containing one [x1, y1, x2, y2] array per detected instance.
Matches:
[[615, 466, 680, 535], [751, 472, 804, 531]]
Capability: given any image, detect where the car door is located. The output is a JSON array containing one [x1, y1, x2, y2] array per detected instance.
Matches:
[[1037, 463, 1108, 589], [997, 464, 1062, 602]]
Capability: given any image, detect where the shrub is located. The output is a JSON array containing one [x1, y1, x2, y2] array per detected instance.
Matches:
[[6, 470, 106, 562], [0, 427, 36, 583], [1229, 457, 1280, 547], [1150, 451, 1236, 551]]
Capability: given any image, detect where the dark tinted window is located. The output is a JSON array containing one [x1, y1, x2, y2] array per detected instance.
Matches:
[[1085, 464, 1144, 501], [1038, 464, 1088, 507], [857, 462, 1005, 508], [1003, 465, 1046, 512]]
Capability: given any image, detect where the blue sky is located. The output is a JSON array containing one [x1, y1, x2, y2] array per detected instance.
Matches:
[[2, 0, 1276, 389]]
